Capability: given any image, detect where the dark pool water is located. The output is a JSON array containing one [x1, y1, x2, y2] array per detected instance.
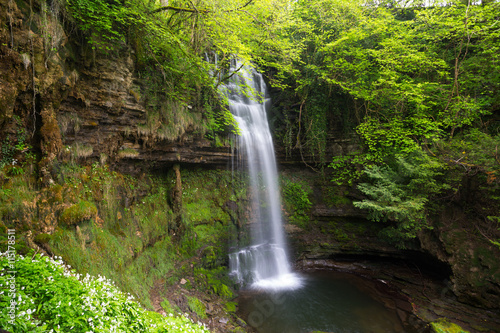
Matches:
[[237, 271, 406, 333]]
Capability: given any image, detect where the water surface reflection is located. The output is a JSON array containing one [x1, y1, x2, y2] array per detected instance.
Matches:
[[238, 270, 408, 333]]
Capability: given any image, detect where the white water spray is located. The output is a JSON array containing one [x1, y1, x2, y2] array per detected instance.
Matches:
[[223, 60, 302, 291]]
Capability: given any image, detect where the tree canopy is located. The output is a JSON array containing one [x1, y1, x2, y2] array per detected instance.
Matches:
[[63, 0, 500, 246]]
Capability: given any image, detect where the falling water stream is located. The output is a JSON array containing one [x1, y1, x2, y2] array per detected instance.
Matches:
[[223, 60, 302, 290], [221, 60, 408, 332]]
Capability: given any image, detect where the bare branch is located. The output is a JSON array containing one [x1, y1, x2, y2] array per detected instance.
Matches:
[[224, 0, 254, 12], [151, 6, 208, 14], [152, 0, 254, 15]]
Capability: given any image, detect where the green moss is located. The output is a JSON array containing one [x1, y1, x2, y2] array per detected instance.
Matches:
[[59, 200, 97, 226], [117, 148, 139, 158], [160, 298, 180, 315], [6, 164, 242, 312], [431, 318, 470, 333], [225, 301, 237, 313], [193, 267, 234, 299], [48, 184, 64, 203], [187, 296, 207, 319], [34, 233, 52, 244], [280, 175, 313, 228]]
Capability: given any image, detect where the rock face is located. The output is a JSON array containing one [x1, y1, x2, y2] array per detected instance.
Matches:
[[55, 54, 232, 174], [0, 0, 231, 180], [282, 169, 500, 332]]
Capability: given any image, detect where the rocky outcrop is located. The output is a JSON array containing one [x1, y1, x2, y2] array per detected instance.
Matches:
[[55, 54, 232, 173], [0, 0, 231, 180], [283, 170, 500, 332]]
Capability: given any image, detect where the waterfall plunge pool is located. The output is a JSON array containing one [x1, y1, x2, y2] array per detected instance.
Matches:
[[237, 270, 416, 333]]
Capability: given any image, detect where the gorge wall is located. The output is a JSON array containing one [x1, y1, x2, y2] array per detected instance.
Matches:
[[1, 0, 232, 180]]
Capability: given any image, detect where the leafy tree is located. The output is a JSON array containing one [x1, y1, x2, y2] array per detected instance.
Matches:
[[267, 0, 499, 176], [354, 151, 448, 247]]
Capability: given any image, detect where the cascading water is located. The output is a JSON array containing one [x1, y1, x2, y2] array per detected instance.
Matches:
[[222, 60, 302, 290]]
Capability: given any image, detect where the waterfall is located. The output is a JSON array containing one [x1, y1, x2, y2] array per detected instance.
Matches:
[[223, 60, 303, 291]]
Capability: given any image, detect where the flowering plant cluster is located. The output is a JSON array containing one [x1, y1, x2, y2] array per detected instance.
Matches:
[[0, 252, 209, 332]]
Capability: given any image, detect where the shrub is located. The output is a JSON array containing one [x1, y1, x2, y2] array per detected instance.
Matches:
[[354, 150, 448, 247]]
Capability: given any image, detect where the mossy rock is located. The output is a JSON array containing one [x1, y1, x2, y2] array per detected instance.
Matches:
[[34, 233, 52, 244], [225, 301, 237, 313], [59, 200, 97, 226], [187, 296, 207, 319], [431, 318, 470, 333], [201, 245, 217, 267]]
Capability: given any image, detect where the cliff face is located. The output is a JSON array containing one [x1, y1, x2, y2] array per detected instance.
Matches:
[[0, 0, 231, 181]]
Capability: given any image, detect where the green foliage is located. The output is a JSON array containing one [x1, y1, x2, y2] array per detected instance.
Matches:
[[281, 175, 312, 228], [252, 0, 500, 191], [65, 0, 131, 51], [63, 0, 305, 142], [330, 151, 376, 186], [0, 253, 209, 332], [187, 296, 207, 319], [59, 200, 97, 226], [41, 163, 175, 308], [435, 129, 500, 179], [193, 267, 234, 299], [354, 151, 448, 247], [203, 92, 240, 140], [42, 165, 241, 309], [34, 233, 52, 244]]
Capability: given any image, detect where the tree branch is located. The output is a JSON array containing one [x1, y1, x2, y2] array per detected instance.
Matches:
[[215, 62, 245, 89], [224, 0, 254, 12], [151, 6, 208, 14], [151, 0, 254, 14]]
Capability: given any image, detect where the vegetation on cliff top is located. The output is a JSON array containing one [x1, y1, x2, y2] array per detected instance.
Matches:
[[264, 0, 500, 247]]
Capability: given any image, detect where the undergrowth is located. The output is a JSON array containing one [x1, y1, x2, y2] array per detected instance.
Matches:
[[0, 162, 245, 312], [0, 252, 209, 333]]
